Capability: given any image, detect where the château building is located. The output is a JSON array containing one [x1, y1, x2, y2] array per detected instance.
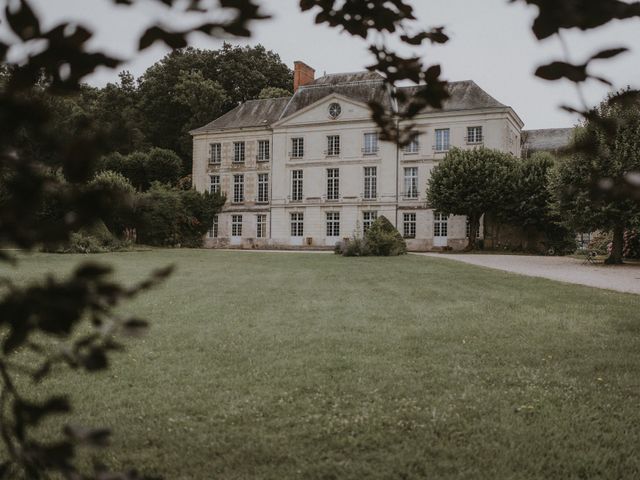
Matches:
[[191, 61, 526, 251]]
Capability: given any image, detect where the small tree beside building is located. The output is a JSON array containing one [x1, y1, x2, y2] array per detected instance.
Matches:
[[427, 148, 515, 251]]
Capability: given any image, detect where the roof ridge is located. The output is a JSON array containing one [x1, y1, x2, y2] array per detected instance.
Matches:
[[300, 78, 385, 90]]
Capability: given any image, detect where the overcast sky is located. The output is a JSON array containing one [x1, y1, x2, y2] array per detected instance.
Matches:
[[8, 0, 640, 129]]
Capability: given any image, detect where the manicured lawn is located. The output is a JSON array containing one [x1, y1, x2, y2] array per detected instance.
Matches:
[[5, 250, 640, 479]]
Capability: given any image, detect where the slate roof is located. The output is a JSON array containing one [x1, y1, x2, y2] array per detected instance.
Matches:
[[522, 128, 574, 154], [191, 74, 511, 134], [279, 72, 392, 120], [190, 97, 292, 133], [397, 80, 506, 114]]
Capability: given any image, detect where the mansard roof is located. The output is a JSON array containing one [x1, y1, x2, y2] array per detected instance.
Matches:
[[522, 128, 574, 154], [191, 74, 512, 134], [397, 80, 506, 114]]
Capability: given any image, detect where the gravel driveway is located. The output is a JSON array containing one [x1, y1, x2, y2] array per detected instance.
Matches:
[[418, 253, 640, 295]]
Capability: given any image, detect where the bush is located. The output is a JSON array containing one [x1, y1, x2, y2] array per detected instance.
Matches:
[[178, 188, 224, 247], [135, 183, 182, 246], [623, 229, 640, 259], [342, 237, 370, 257], [145, 148, 183, 187], [88, 170, 136, 237], [364, 216, 407, 256], [50, 221, 128, 253]]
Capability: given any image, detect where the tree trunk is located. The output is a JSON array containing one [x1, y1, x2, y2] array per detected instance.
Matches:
[[465, 214, 480, 252], [606, 224, 625, 264]]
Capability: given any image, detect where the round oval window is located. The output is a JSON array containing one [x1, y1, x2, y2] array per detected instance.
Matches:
[[328, 103, 342, 119]]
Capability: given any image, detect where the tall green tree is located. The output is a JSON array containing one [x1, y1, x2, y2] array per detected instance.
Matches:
[[551, 90, 640, 264], [427, 148, 516, 251], [137, 44, 292, 165]]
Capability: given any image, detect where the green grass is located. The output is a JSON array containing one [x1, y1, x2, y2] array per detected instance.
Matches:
[[4, 250, 640, 479]]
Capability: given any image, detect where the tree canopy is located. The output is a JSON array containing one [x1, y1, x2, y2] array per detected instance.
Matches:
[[427, 148, 516, 250], [550, 89, 640, 263]]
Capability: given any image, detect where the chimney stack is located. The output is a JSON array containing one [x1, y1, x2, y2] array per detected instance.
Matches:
[[294, 61, 315, 92]]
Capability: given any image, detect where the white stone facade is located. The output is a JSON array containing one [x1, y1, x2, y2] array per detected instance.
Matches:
[[191, 68, 524, 251]]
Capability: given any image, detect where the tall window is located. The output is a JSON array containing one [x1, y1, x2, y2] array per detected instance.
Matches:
[[327, 135, 340, 156], [232, 215, 243, 237], [404, 133, 420, 154], [233, 141, 245, 163], [363, 211, 378, 234], [466, 218, 481, 238], [257, 140, 270, 161], [326, 212, 340, 237], [208, 215, 218, 238], [290, 213, 304, 237], [434, 212, 448, 237], [209, 175, 220, 194], [291, 137, 304, 158], [435, 129, 450, 151], [363, 167, 377, 200], [403, 213, 416, 239], [467, 126, 483, 144], [327, 168, 340, 201], [257, 173, 269, 203], [233, 174, 244, 203], [363, 133, 378, 155], [404, 167, 418, 199], [256, 214, 267, 238], [209, 143, 221, 164], [291, 170, 303, 202]]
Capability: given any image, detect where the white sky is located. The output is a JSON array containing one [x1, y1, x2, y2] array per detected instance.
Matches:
[[6, 0, 640, 129]]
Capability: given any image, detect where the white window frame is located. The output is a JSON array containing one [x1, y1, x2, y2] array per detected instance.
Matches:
[[233, 141, 245, 163], [404, 167, 418, 199], [209, 175, 220, 195], [208, 215, 219, 238], [209, 143, 221, 164], [363, 211, 378, 234], [326, 212, 340, 237], [435, 129, 450, 152], [256, 214, 267, 239], [290, 212, 304, 237], [291, 137, 304, 158], [403, 213, 417, 239], [231, 215, 243, 237], [233, 174, 244, 204], [327, 135, 340, 157], [466, 217, 481, 238], [257, 140, 270, 161], [327, 168, 340, 201], [404, 133, 420, 154], [363, 166, 377, 200], [467, 126, 483, 144], [291, 170, 303, 202], [434, 212, 449, 237], [363, 133, 379, 155], [257, 173, 269, 203]]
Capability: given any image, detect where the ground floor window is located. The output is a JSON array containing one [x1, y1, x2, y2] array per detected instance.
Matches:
[[434, 212, 448, 237], [403, 213, 416, 239], [208, 215, 218, 238], [256, 214, 267, 239], [466, 217, 481, 238], [232, 215, 243, 237], [363, 211, 378, 234], [291, 212, 304, 237], [326, 212, 340, 237]]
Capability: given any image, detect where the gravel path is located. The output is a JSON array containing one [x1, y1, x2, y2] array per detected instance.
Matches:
[[417, 253, 640, 295]]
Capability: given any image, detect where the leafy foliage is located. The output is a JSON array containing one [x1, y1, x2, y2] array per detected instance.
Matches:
[[550, 90, 640, 263], [364, 216, 407, 256], [427, 148, 516, 250]]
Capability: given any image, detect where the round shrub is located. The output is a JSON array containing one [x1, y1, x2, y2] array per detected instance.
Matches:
[[145, 148, 183, 187], [364, 216, 407, 256], [135, 183, 182, 246], [88, 170, 136, 237]]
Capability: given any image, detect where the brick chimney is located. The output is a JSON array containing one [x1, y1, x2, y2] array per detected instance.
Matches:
[[294, 61, 315, 92]]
